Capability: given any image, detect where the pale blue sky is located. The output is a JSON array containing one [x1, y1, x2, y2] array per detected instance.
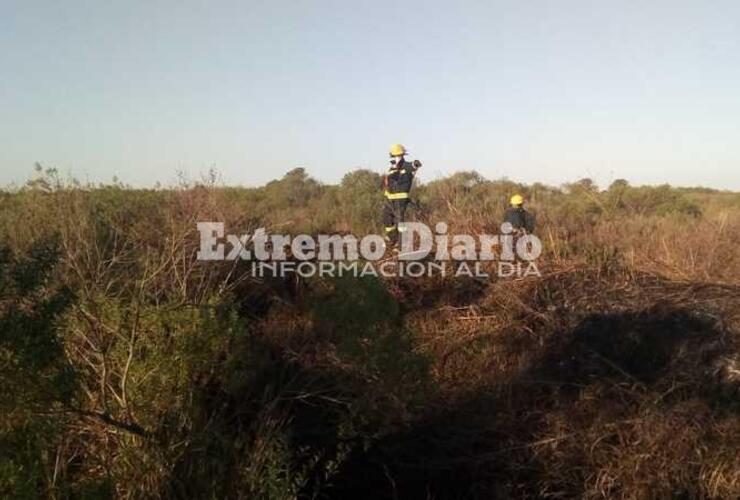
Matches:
[[1, 1, 739, 189]]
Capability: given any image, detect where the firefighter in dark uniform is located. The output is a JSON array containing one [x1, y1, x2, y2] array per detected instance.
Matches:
[[503, 194, 535, 233], [382, 143, 421, 245]]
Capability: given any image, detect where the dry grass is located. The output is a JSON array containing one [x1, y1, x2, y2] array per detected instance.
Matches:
[[1, 172, 739, 498]]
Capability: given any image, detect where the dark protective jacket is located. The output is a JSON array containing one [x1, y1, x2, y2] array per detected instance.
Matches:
[[383, 159, 419, 200], [504, 207, 535, 233]]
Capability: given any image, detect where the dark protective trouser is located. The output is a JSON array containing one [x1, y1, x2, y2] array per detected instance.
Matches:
[[382, 199, 409, 244]]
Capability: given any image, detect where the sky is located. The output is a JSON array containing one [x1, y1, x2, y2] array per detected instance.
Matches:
[[1, 0, 739, 189]]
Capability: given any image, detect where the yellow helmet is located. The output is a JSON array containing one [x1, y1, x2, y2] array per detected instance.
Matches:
[[510, 194, 524, 206], [389, 143, 407, 156]]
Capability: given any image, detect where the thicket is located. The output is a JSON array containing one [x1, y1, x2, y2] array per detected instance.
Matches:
[[1, 166, 739, 498]]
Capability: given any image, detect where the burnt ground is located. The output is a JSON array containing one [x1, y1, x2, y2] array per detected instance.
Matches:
[[325, 273, 740, 499]]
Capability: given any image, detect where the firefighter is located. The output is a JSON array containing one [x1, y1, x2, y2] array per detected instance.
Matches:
[[382, 143, 421, 245], [504, 194, 535, 234]]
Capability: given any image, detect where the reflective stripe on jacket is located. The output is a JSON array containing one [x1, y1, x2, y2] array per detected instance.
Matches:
[[384, 191, 410, 200]]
